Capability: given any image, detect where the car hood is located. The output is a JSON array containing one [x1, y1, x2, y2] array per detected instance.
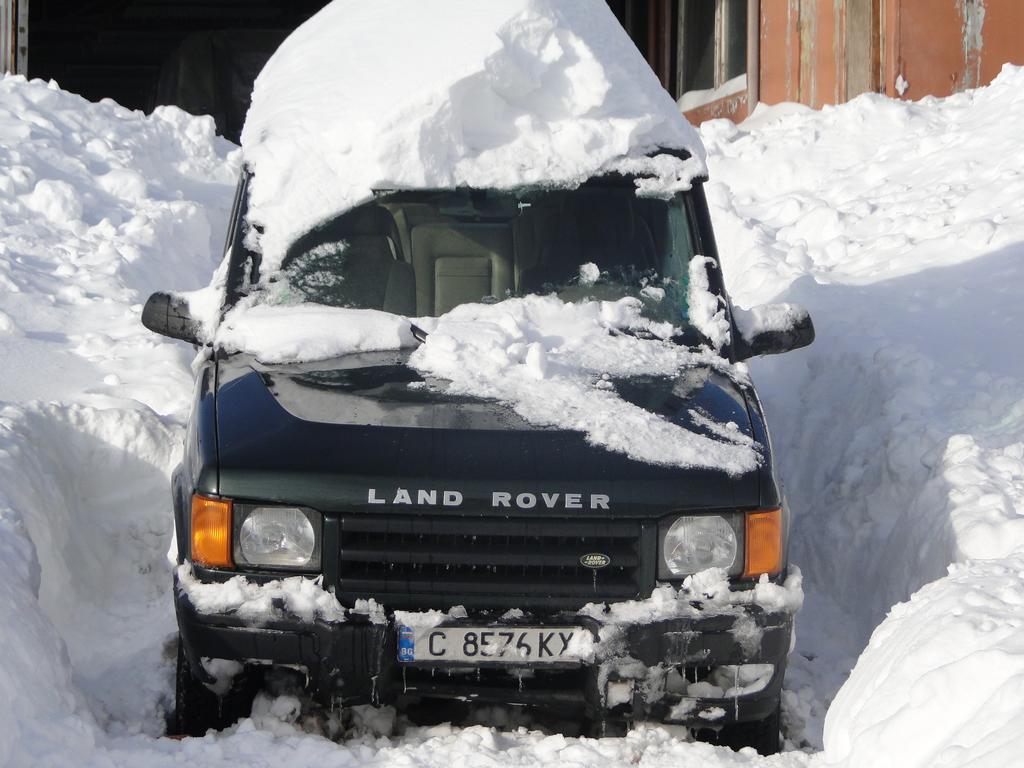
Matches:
[[214, 350, 764, 516]]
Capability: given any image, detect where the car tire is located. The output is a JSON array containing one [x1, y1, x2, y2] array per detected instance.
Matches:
[[712, 697, 782, 756], [171, 639, 260, 736]]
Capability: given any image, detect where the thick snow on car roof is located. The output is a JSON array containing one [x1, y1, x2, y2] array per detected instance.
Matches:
[[240, 0, 706, 270]]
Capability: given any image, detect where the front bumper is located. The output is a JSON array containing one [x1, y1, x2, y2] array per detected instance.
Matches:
[[175, 577, 791, 727]]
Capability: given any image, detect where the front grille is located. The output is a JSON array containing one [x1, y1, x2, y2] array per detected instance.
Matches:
[[337, 515, 647, 610]]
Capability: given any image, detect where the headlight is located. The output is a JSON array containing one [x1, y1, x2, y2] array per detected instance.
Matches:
[[234, 505, 321, 570], [659, 514, 741, 579]]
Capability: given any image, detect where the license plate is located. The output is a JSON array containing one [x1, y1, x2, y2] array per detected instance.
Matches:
[[397, 625, 584, 664]]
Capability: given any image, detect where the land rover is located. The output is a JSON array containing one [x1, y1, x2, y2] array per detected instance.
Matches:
[[143, 162, 813, 754]]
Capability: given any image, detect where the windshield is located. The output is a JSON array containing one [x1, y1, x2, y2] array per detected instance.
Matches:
[[256, 178, 702, 341]]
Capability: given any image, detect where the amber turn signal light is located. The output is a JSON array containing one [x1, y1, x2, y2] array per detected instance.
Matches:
[[744, 507, 782, 578], [191, 494, 233, 568]]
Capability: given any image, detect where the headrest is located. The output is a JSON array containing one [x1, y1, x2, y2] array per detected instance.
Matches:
[[284, 205, 396, 262], [566, 192, 634, 241]]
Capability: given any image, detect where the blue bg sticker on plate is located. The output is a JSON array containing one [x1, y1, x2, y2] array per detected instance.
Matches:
[[397, 625, 415, 662]]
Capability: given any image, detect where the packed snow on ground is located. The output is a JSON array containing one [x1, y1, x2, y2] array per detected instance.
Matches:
[[3, 25, 1024, 768], [241, 0, 705, 271]]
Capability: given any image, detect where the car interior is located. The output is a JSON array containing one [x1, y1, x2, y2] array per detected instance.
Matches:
[[273, 184, 696, 320]]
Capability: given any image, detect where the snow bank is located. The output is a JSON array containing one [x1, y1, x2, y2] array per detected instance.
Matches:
[[0, 74, 238, 762], [819, 439, 1024, 768], [241, 0, 705, 270], [704, 63, 1024, 758], [0, 74, 238, 411], [705, 64, 1024, 305], [824, 557, 1024, 768]]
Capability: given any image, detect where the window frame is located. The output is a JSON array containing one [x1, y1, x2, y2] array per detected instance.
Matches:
[[676, 0, 749, 109]]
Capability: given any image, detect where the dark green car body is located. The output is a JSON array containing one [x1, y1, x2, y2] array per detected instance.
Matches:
[[148, 163, 813, 752]]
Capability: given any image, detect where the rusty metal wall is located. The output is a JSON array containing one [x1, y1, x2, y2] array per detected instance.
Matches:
[[760, 0, 868, 107], [883, 0, 973, 97], [760, 0, 801, 105], [977, 0, 1024, 86], [805, 0, 839, 107], [883, 0, 1023, 100], [760, 0, 1022, 110]]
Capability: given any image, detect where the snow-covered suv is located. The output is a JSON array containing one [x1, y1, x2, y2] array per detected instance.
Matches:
[[140, 0, 814, 755], [143, 161, 813, 753]]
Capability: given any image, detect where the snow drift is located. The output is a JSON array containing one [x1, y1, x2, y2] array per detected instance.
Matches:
[[706, 63, 1024, 765], [241, 0, 705, 270], [0, 73, 238, 764]]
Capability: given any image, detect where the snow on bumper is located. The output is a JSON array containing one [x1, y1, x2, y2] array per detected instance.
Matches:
[[175, 564, 798, 724], [598, 607, 791, 725]]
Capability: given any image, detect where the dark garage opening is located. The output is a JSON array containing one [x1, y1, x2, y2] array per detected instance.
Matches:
[[27, 0, 327, 142], [25, 0, 677, 145]]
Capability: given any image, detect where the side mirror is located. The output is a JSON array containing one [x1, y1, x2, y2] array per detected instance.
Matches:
[[733, 303, 815, 361], [141, 291, 202, 344]]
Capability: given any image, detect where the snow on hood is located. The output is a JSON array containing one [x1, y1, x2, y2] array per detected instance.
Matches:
[[241, 0, 706, 271], [215, 294, 759, 475], [409, 296, 757, 474]]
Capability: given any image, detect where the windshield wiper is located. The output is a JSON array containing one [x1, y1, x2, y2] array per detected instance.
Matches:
[[610, 325, 703, 348], [409, 322, 429, 344], [608, 326, 661, 341]]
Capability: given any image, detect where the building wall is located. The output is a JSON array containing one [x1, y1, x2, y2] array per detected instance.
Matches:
[[760, 0, 873, 108], [759, 0, 1023, 112], [977, 0, 1024, 86], [882, 0, 1023, 99], [759, 0, 798, 105]]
